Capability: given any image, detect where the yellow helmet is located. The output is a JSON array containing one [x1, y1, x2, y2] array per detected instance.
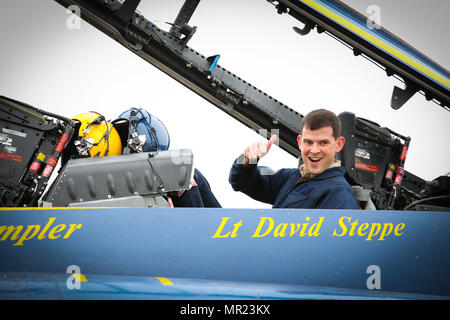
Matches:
[[72, 112, 122, 157]]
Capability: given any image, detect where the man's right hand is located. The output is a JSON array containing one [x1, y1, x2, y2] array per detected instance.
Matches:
[[243, 135, 278, 165]]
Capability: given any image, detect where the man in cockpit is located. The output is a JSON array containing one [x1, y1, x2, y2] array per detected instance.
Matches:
[[229, 108, 358, 209]]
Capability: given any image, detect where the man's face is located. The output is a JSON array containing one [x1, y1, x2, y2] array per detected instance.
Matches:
[[297, 126, 345, 175]]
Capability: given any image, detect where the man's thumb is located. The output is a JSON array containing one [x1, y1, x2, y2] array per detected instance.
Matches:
[[266, 135, 278, 151]]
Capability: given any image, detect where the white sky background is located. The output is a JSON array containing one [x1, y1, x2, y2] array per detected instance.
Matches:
[[0, 0, 448, 209]]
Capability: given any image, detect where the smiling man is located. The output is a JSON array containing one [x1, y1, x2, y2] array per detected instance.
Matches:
[[228, 109, 358, 209]]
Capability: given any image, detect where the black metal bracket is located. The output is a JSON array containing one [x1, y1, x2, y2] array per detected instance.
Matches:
[[116, 0, 141, 23], [292, 14, 316, 36], [275, 2, 316, 36], [391, 81, 418, 110], [179, 24, 197, 46], [169, 0, 200, 44], [274, 2, 288, 14]]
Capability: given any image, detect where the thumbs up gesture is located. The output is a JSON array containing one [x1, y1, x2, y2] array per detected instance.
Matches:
[[243, 135, 278, 165]]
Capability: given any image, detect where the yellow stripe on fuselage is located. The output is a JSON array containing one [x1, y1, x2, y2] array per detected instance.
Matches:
[[300, 0, 449, 89], [73, 273, 88, 282], [154, 277, 174, 286]]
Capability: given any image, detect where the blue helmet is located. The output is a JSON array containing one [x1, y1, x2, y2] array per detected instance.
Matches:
[[113, 108, 170, 153]]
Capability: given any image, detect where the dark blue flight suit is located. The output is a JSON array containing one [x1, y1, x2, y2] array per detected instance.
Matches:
[[229, 158, 358, 209], [172, 168, 221, 208]]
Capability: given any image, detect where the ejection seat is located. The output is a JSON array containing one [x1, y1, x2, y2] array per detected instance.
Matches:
[[336, 112, 378, 210]]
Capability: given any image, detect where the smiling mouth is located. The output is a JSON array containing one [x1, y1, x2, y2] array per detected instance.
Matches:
[[308, 157, 322, 163]]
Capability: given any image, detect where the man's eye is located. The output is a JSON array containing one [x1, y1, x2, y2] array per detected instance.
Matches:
[[321, 141, 329, 145]]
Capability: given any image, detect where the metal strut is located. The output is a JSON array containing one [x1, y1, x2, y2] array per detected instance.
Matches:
[[53, 0, 303, 158], [169, 0, 200, 44], [116, 0, 141, 23]]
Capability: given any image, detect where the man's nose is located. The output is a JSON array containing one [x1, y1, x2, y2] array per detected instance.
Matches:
[[309, 143, 320, 154]]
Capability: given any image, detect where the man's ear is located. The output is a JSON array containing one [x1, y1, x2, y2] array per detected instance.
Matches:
[[336, 136, 345, 152], [297, 135, 302, 150]]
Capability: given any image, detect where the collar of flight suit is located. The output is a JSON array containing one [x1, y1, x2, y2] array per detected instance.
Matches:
[[297, 159, 342, 183]]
